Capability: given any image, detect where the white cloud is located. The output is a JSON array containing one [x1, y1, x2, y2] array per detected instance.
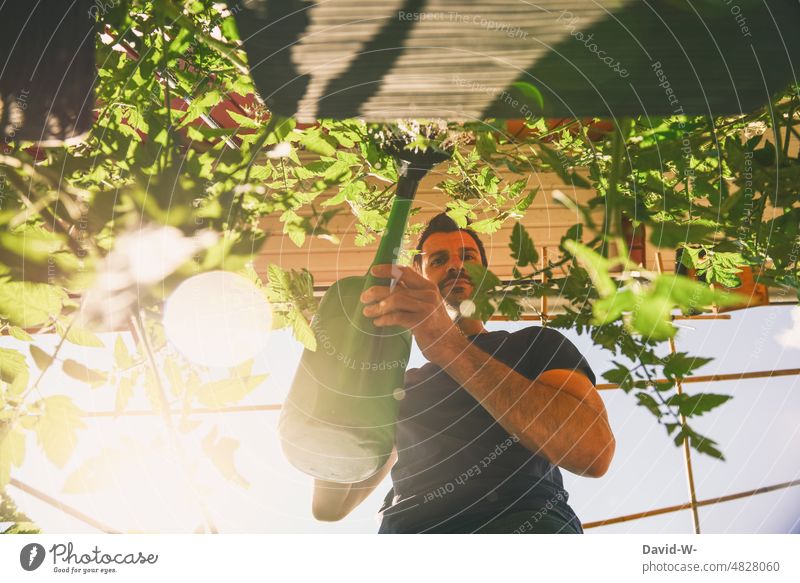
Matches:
[[777, 307, 800, 350]]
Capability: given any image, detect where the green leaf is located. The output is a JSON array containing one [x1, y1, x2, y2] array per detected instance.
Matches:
[[662, 352, 713, 380], [666, 392, 733, 417], [0, 347, 28, 384], [227, 110, 262, 130], [202, 428, 249, 488], [537, 144, 591, 188], [592, 289, 635, 325], [29, 345, 54, 372], [300, 130, 337, 157], [33, 396, 86, 467], [0, 228, 64, 263], [114, 376, 135, 415], [704, 252, 745, 287], [630, 291, 676, 340], [498, 296, 522, 320], [602, 362, 634, 393], [63, 448, 120, 494], [654, 274, 746, 311], [56, 319, 105, 348], [650, 223, 716, 248], [62, 360, 108, 386], [470, 217, 503, 234], [163, 357, 185, 398], [114, 336, 134, 369], [509, 222, 539, 267], [562, 240, 616, 296], [463, 263, 502, 321], [635, 391, 662, 418], [0, 282, 66, 328], [289, 310, 317, 351], [0, 425, 25, 488], [672, 424, 725, 460], [8, 326, 33, 342], [476, 132, 497, 159]]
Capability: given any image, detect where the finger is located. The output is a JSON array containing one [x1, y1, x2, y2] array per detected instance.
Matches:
[[361, 282, 437, 305], [360, 285, 391, 305], [362, 294, 429, 318], [370, 264, 431, 290], [373, 312, 414, 328]]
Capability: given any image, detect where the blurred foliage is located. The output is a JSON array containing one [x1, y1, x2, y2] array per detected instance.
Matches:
[[0, 0, 799, 524], [0, 489, 40, 533]]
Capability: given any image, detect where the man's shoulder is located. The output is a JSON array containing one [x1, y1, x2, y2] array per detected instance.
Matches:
[[517, 324, 570, 344]]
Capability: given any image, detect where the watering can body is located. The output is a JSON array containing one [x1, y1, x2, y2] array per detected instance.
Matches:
[[278, 193, 418, 483], [278, 274, 412, 482]]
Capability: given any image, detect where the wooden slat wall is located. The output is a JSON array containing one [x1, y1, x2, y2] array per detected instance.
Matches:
[[254, 164, 676, 286]]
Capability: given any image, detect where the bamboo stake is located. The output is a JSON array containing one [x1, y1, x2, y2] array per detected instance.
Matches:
[[583, 478, 800, 529], [656, 251, 701, 534]]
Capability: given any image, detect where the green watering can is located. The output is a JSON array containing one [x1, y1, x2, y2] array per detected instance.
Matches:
[[279, 129, 453, 483]]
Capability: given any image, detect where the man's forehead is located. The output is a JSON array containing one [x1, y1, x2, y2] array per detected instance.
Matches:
[[421, 231, 480, 255]]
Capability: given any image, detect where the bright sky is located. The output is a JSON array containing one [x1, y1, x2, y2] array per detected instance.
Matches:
[[3, 304, 800, 534]]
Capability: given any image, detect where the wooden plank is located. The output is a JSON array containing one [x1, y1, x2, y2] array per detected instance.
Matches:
[[232, 0, 800, 120]]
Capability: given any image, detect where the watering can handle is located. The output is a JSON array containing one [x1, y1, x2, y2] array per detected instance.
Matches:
[[365, 160, 426, 289]]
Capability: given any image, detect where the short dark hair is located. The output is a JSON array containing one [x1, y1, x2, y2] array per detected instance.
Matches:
[[413, 212, 488, 268]]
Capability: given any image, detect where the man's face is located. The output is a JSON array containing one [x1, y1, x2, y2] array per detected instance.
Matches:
[[417, 230, 483, 308]]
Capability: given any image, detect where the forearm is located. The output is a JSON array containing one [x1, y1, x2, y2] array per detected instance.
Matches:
[[312, 479, 353, 521], [433, 331, 615, 476], [312, 478, 377, 519]]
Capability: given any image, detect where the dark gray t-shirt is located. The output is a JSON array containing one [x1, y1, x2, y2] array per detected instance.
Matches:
[[378, 326, 596, 533]]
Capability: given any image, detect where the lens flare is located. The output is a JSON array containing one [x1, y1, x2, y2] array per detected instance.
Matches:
[[163, 271, 272, 367]]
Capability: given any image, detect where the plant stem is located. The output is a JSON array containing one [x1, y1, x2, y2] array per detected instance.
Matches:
[[131, 310, 218, 534], [607, 119, 633, 262], [18, 318, 75, 407]]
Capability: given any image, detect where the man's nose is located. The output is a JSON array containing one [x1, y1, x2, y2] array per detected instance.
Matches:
[[446, 256, 465, 273]]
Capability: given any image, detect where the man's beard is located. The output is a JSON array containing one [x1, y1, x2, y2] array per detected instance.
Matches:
[[440, 274, 470, 320]]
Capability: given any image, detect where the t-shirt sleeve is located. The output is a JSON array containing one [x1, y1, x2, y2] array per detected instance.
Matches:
[[524, 327, 597, 385]]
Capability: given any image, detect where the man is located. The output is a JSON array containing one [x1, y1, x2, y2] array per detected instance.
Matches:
[[311, 213, 615, 533]]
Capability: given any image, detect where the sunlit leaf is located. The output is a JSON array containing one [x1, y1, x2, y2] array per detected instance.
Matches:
[[32, 396, 86, 467], [114, 376, 135, 415], [0, 348, 28, 384], [202, 428, 249, 488], [62, 360, 108, 386], [0, 282, 66, 328]]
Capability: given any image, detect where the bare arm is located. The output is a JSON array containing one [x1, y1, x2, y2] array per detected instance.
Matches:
[[312, 446, 398, 522], [360, 263, 615, 477], [435, 333, 615, 477]]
